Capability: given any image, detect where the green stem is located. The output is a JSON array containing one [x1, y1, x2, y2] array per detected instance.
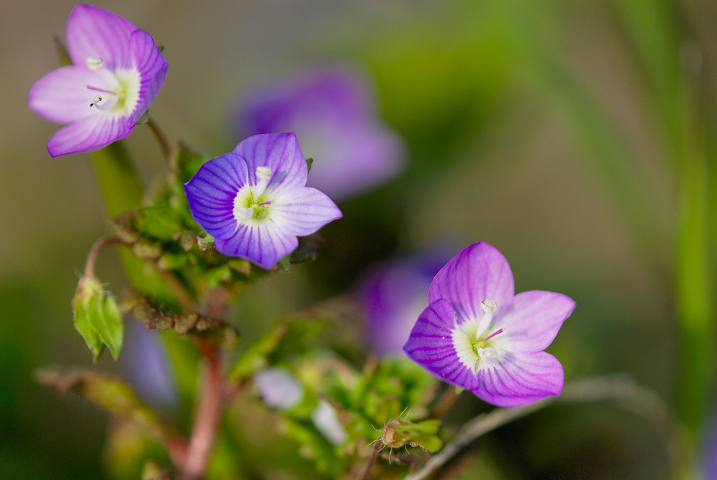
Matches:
[[675, 70, 714, 432]]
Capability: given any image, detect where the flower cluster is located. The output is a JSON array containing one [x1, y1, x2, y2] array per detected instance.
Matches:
[[403, 242, 575, 407], [28, 4, 168, 157], [184, 133, 343, 269]]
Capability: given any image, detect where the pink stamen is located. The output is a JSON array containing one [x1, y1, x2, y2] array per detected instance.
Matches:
[[484, 328, 504, 342], [86, 85, 117, 95], [257, 201, 272, 206]]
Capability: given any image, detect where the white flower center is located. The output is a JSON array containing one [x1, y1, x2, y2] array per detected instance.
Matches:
[[451, 299, 506, 374], [84, 59, 141, 118], [233, 167, 274, 223]]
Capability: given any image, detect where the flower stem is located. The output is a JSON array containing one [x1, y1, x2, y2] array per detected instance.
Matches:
[[83, 235, 126, 278], [181, 341, 224, 480], [404, 375, 682, 480], [146, 116, 171, 160]]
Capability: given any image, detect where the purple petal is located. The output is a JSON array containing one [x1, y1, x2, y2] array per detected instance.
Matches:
[[403, 299, 463, 377], [66, 4, 136, 70], [47, 115, 133, 157], [471, 351, 564, 407], [491, 291, 576, 353], [27, 66, 106, 123], [183, 153, 247, 239], [428, 242, 515, 323], [304, 124, 406, 200], [215, 222, 298, 269], [126, 29, 168, 124], [270, 187, 342, 236], [233, 133, 307, 196]]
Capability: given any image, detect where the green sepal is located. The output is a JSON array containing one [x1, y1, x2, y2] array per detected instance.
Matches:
[[72, 276, 123, 361], [305, 157, 314, 172], [380, 417, 443, 453], [278, 255, 291, 272]]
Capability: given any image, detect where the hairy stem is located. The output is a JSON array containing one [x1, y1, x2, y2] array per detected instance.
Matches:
[[404, 375, 680, 480], [181, 342, 224, 480], [360, 440, 383, 480]]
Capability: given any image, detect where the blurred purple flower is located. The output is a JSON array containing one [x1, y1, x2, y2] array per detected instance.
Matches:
[[184, 133, 342, 269], [122, 322, 177, 409], [234, 66, 406, 200], [28, 4, 168, 157], [359, 251, 449, 357], [403, 242, 575, 407]]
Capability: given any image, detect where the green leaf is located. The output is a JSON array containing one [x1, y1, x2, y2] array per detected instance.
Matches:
[[72, 276, 123, 361], [136, 205, 184, 241]]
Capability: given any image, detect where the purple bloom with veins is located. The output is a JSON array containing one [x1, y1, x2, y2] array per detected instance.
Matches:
[[183, 133, 342, 269], [28, 4, 168, 157], [234, 66, 406, 200], [403, 242, 575, 407]]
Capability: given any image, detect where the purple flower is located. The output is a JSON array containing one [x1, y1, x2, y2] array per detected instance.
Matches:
[[183, 133, 343, 269], [359, 251, 450, 357], [403, 242, 575, 407], [234, 66, 406, 200], [28, 5, 168, 157]]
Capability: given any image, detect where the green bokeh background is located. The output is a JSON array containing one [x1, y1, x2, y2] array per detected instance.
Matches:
[[2, 0, 716, 478]]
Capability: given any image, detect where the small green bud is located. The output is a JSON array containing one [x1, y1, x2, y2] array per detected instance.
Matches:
[[72, 276, 124, 361]]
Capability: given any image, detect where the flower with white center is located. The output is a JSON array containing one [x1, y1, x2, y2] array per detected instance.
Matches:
[[403, 242, 576, 407], [183, 133, 343, 269], [28, 4, 168, 157]]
